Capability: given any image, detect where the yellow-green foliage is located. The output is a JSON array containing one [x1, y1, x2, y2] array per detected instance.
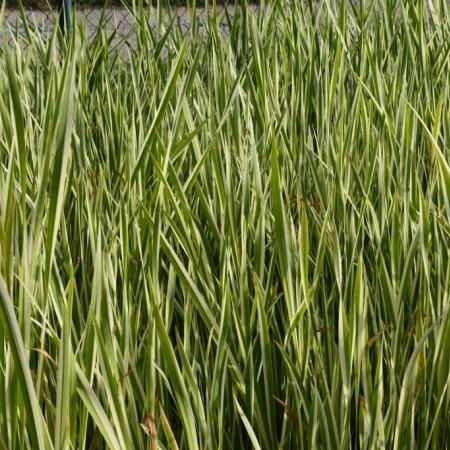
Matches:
[[0, 1, 449, 448]]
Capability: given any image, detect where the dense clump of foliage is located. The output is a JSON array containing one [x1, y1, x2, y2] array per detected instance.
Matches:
[[0, 1, 449, 448]]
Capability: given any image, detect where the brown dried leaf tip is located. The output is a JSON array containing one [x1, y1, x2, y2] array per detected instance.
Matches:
[[141, 414, 157, 450]]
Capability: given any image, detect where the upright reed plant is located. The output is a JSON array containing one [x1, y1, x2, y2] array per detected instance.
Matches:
[[0, 0, 449, 448]]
